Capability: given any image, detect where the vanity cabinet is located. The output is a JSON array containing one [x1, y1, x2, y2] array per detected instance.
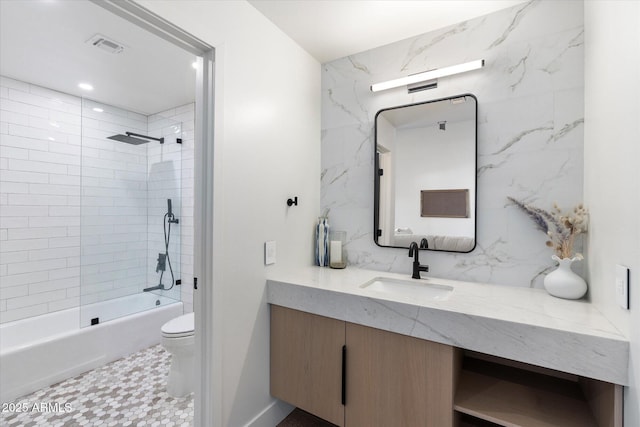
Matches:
[[270, 304, 345, 426], [270, 305, 460, 427], [271, 305, 623, 427], [345, 322, 460, 426]]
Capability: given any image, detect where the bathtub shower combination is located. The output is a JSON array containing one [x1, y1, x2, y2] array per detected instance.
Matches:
[[0, 96, 188, 403], [0, 294, 182, 402]]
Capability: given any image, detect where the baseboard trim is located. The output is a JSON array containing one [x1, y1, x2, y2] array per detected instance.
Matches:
[[244, 399, 294, 427]]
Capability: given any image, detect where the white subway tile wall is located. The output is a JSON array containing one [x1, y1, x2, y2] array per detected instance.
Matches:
[[146, 106, 188, 307], [0, 76, 195, 323], [151, 104, 195, 313], [150, 109, 194, 309], [80, 99, 148, 308]]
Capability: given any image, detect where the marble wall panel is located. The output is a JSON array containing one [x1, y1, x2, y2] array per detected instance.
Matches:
[[321, 0, 584, 287]]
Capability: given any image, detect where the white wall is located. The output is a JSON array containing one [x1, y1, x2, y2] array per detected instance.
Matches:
[[584, 1, 640, 424], [322, 1, 584, 287], [394, 120, 475, 238], [137, 1, 321, 426]]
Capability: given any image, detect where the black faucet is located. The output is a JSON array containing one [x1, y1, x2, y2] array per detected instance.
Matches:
[[408, 242, 429, 279]]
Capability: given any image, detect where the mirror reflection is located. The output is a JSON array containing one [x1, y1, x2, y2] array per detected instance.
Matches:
[[374, 94, 477, 252]]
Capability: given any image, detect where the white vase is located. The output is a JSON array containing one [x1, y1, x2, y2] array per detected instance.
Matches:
[[544, 255, 587, 300]]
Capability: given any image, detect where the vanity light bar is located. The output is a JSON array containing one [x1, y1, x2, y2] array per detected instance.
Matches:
[[370, 59, 485, 93]]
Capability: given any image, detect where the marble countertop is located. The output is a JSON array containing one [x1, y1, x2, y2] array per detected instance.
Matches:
[[266, 266, 629, 385]]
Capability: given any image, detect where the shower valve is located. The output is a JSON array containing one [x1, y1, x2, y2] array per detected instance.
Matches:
[[156, 253, 167, 272]]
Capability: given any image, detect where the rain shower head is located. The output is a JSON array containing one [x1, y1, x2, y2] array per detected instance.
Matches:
[[107, 132, 164, 145], [107, 134, 150, 145]]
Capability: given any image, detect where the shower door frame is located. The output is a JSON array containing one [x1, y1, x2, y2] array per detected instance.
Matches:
[[89, 2, 217, 426]]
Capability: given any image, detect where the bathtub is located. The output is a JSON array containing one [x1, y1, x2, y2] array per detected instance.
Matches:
[[0, 293, 183, 403]]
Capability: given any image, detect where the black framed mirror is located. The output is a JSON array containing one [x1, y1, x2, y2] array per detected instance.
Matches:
[[374, 94, 477, 252]]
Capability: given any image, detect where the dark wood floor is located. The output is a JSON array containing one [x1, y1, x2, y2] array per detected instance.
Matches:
[[276, 408, 500, 427], [277, 409, 501, 427], [277, 409, 338, 427]]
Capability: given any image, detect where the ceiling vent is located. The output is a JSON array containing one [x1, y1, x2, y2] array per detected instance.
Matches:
[[86, 34, 125, 54]]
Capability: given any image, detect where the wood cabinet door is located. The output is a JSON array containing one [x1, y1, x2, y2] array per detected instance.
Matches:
[[345, 322, 458, 427], [270, 305, 346, 426]]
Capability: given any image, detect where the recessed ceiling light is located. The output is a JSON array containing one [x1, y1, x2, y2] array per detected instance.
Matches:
[[49, 122, 60, 128], [78, 82, 94, 91], [92, 107, 104, 113], [191, 62, 198, 69], [48, 137, 56, 141]]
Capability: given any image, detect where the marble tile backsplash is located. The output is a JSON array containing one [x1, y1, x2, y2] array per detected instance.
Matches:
[[321, 0, 585, 288]]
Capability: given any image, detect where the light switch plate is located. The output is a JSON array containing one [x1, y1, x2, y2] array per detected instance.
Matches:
[[615, 264, 629, 309], [265, 241, 276, 265]]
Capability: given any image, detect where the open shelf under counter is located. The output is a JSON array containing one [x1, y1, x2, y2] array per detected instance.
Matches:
[[454, 355, 622, 427]]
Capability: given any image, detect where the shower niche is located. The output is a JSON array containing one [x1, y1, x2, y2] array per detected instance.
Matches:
[[80, 98, 184, 326]]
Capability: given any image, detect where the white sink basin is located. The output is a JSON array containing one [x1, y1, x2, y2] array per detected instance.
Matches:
[[360, 277, 453, 301]]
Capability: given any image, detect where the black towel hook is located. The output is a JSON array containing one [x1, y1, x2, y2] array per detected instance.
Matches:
[[287, 196, 298, 207]]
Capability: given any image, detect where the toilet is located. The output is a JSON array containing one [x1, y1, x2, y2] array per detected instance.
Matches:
[[161, 312, 195, 397]]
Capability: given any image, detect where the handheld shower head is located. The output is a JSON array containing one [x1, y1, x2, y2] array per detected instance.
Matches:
[[166, 198, 179, 224]]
